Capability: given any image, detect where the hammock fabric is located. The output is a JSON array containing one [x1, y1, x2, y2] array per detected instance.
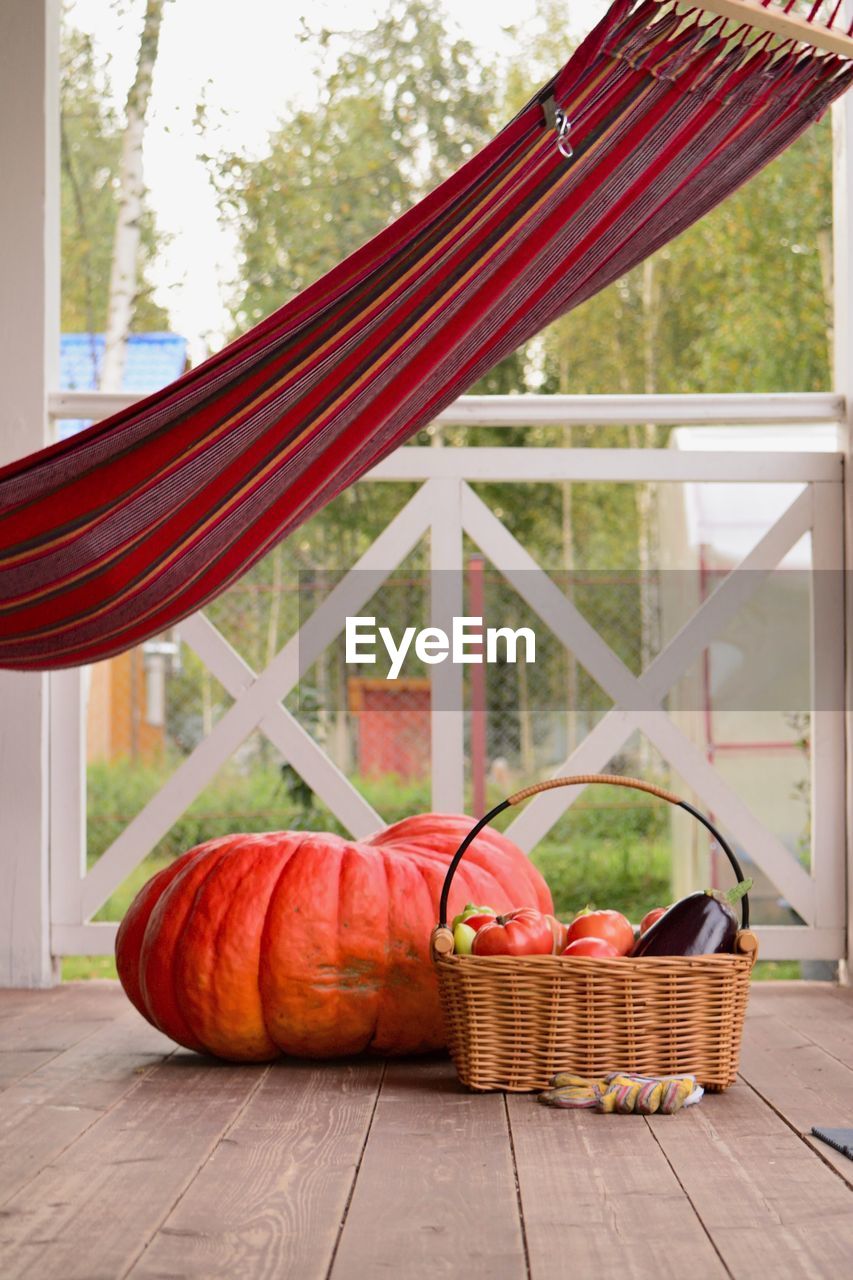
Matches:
[[1, 0, 851, 670]]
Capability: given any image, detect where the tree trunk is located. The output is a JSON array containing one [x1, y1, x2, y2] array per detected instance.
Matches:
[[266, 545, 284, 668], [816, 224, 834, 367], [561, 446, 577, 753], [334, 641, 352, 775], [517, 647, 534, 777], [638, 257, 662, 669], [100, 0, 166, 392], [201, 668, 213, 739], [557, 343, 578, 755], [637, 258, 662, 770]]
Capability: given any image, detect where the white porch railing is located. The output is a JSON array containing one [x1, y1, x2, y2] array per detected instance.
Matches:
[[44, 393, 848, 965], [1, 1, 849, 989], [49, 389, 845, 426]]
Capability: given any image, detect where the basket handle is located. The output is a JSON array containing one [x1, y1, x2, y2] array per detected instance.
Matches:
[[436, 773, 750, 930]]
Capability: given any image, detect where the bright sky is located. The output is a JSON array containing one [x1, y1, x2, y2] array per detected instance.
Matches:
[[66, 0, 607, 361]]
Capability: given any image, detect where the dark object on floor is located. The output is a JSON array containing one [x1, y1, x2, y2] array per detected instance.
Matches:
[[811, 1127, 853, 1160]]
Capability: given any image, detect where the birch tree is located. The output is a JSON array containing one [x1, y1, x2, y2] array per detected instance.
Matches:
[[60, 24, 167, 337], [100, 0, 168, 392]]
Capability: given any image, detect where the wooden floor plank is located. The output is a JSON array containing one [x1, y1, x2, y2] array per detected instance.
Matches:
[[738, 993, 853, 1188], [2, 983, 852, 1280], [127, 1059, 384, 1280], [0, 986, 82, 1019], [0, 1050, 60, 1089], [330, 1058, 527, 1280], [747, 982, 853, 1070], [0, 1053, 266, 1280], [0, 1008, 173, 1206], [0, 989, 56, 1019], [508, 1093, 728, 1280], [0, 983, 125, 1062], [648, 1080, 853, 1279], [0, 982, 126, 1029], [0, 984, 128, 1094]]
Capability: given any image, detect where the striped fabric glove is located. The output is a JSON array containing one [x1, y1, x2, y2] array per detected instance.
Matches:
[[537, 1073, 605, 1109], [538, 1071, 703, 1113]]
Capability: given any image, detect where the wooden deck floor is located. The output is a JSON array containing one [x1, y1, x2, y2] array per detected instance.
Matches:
[[1, 981, 852, 1279]]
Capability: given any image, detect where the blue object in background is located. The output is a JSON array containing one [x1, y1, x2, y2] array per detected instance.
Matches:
[[59, 332, 188, 440]]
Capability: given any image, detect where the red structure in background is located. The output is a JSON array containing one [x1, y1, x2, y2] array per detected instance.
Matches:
[[348, 678, 431, 779], [468, 556, 487, 818]]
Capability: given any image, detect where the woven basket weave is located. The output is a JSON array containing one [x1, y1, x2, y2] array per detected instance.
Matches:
[[432, 774, 758, 1093]]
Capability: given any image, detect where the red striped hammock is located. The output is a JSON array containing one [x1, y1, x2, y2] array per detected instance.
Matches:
[[1, 0, 851, 670]]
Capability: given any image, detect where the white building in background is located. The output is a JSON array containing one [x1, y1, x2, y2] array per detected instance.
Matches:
[[661, 425, 842, 923]]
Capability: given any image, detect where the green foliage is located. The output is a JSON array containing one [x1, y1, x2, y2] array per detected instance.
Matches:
[[751, 961, 802, 981], [83, 759, 667, 883], [221, 96, 410, 331], [221, 0, 493, 332], [501, 0, 579, 115], [76, 762, 805, 981], [535, 112, 832, 399], [209, 0, 836, 628], [66, 799, 667, 980], [539, 788, 667, 845], [92, 851, 174, 923], [325, 0, 493, 184], [519, 787, 671, 920], [85, 760, 665, 914], [61, 22, 168, 334], [87, 758, 308, 867], [64, 894, 804, 981], [532, 839, 670, 923], [85, 759, 435, 872], [63, 955, 120, 980], [66, 3, 830, 985]]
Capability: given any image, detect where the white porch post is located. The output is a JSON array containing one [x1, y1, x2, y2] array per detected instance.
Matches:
[[835, 23, 853, 982], [0, 0, 60, 985]]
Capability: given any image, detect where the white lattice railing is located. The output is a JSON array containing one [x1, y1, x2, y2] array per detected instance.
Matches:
[[46, 394, 847, 963]]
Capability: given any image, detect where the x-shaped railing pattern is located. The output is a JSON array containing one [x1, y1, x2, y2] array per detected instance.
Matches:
[[81, 475, 845, 942]]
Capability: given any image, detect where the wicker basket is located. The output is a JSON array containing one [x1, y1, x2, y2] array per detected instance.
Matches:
[[432, 774, 758, 1093]]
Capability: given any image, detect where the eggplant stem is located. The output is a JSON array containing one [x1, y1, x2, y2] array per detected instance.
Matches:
[[725, 878, 753, 905]]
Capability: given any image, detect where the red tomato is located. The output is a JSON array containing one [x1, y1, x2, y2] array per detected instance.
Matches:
[[639, 906, 669, 935], [473, 909, 554, 957], [562, 937, 620, 958], [546, 915, 569, 954], [566, 909, 634, 956], [463, 913, 499, 933]]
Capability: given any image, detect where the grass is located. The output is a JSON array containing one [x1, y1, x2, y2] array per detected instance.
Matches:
[[66, 821, 674, 980], [62, 852, 172, 981], [531, 838, 670, 923], [63, 955, 119, 980], [64, 767, 807, 982], [751, 961, 802, 981]]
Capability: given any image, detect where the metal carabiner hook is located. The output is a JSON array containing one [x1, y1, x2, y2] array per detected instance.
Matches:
[[541, 96, 574, 161], [555, 109, 573, 159]]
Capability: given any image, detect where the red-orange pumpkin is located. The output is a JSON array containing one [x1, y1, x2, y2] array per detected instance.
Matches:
[[115, 814, 551, 1061]]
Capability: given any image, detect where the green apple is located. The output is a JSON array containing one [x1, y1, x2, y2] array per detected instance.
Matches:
[[453, 921, 478, 955], [451, 902, 497, 931]]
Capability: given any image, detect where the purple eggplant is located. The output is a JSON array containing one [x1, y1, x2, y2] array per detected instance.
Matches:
[[630, 880, 752, 957]]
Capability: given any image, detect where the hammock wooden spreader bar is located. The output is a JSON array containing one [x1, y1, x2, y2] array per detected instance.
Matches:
[[1, 0, 851, 670], [694, 0, 853, 60]]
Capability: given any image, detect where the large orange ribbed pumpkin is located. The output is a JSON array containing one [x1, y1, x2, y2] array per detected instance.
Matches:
[[115, 813, 552, 1061]]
